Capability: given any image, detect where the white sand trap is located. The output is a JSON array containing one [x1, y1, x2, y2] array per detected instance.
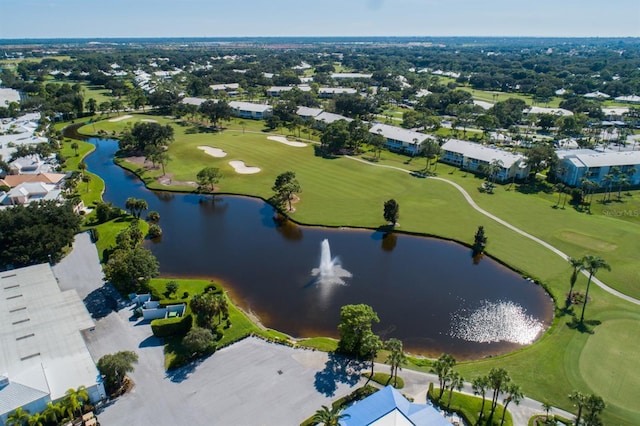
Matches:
[[141, 118, 158, 123], [108, 114, 133, 122], [229, 160, 261, 174], [198, 146, 227, 158], [267, 136, 307, 147]]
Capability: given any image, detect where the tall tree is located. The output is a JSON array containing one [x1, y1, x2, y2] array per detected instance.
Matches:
[[579, 255, 611, 324], [385, 338, 407, 387], [446, 371, 464, 410], [97, 351, 139, 394], [182, 327, 215, 356], [383, 199, 399, 227], [421, 139, 441, 171], [488, 368, 511, 418], [272, 171, 301, 212], [473, 225, 488, 255], [196, 167, 223, 193], [583, 394, 606, 426], [500, 384, 523, 426], [6, 407, 30, 426], [431, 353, 456, 399], [566, 257, 584, 308], [337, 304, 380, 357], [472, 375, 491, 421], [569, 390, 587, 426], [63, 386, 89, 419], [361, 331, 383, 379], [103, 246, 159, 294]]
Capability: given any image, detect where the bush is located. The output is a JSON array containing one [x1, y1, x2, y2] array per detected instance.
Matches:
[[147, 211, 160, 222], [88, 227, 99, 242], [148, 224, 163, 238], [151, 314, 193, 338]]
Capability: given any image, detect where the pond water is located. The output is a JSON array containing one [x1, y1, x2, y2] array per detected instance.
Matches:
[[83, 135, 553, 359]]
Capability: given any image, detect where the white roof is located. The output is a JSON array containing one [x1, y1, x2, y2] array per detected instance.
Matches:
[[602, 107, 629, 116], [573, 150, 640, 168], [318, 87, 357, 95], [0, 88, 20, 105], [555, 88, 568, 95], [331, 73, 373, 79], [296, 106, 323, 118], [209, 83, 240, 91], [415, 89, 432, 98], [315, 111, 353, 124], [614, 95, 640, 103], [527, 106, 573, 116], [473, 100, 493, 110], [583, 91, 610, 99], [370, 409, 414, 426], [182, 97, 208, 106], [229, 101, 272, 113], [369, 123, 432, 144], [0, 264, 99, 402], [442, 139, 526, 168]]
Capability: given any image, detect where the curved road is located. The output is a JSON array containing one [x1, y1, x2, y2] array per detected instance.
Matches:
[[345, 156, 640, 306]]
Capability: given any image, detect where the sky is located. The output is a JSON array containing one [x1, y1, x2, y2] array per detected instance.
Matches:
[[1, 0, 639, 39]]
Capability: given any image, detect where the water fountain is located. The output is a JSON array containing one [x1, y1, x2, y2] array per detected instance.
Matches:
[[311, 239, 352, 285]]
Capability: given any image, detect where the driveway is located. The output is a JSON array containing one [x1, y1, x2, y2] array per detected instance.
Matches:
[[85, 307, 365, 426]]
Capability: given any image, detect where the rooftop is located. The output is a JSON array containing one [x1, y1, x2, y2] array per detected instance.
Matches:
[[442, 139, 526, 168], [370, 123, 432, 144], [229, 101, 272, 113]]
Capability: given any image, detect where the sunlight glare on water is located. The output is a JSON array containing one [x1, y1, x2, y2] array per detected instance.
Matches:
[[450, 300, 544, 345]]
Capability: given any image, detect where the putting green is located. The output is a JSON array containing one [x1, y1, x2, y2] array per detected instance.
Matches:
[[579, 319, 640, 412], [558, 230, 618, 252]]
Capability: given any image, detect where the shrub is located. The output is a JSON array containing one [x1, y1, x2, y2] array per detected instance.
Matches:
[[151, 314, 192, 338], [165, 280, 179, 296], [147, 211, 160, 222], [148, 224, 163, 238]]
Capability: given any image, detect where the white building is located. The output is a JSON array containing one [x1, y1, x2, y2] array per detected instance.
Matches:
[[318, 87, 357, 98], [266, 85, 311, 97], [369, 123, 433, 156], [555, 149, 640, 187], [228, 101, 272, 120], [0, 88, 21, 106], [0, 264, 105, 423], [440, 139, 530, 182], [331, 73, 373, 79]]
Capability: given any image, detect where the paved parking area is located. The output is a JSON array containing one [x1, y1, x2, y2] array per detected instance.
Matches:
[[85, 307, 365, 426]]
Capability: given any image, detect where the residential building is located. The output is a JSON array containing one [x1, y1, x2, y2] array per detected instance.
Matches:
[[440, 139, 530, 181], [555, 149, 640, 187], [0, 182, 63, 206], [228, 101, 273, 120], [315, 111, 353, 125], [0, 264, 106, 424], [209, 83, 240, 92], [266, 85, 312, 97], [339, 386, 451, 426], [614, 95, 640, 104], [331, 73, 373, 79], [181, 97, 208, 107], [8, 155, 55, 175], [318, 87, 357, 98], [583, 91, 610, 99], [369, 123, 433, 156], [296, 106, 323, 120]]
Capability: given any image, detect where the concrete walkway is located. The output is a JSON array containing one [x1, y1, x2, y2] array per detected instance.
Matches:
[[345, 155, 640, 306]]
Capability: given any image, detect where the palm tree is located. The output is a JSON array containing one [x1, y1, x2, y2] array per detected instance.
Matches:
[[71, 141, 79, 156], [500, 384, 523, 426], [541, 400, 553, 422], [488, 367, 511, 418], [385, 338, 407, 387], [6, 407, 30, 426], [569, 391, 587, 425], [63, 386, 89, 419], [472, 375, 490, 421], [26, 412, 46, 426], [77, 161, 87, 177], [554, 183, 566, 207], [446, 371, 464, 410], [431, 353, 456, 399], [579, 255, 611, 324], [601, 173, 614, 203], [566, 257, 584, 308], [312, 405, 348, 426], [616, 174, 628, 199], [43, 402, 64, 424], [361, 332, 383, 379], [82, 174, 92, 192]]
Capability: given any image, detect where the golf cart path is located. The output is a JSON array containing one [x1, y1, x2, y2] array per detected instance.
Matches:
[[345, 155, 640, 306]]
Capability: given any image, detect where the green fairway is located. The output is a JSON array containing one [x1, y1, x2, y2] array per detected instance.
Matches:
[[579, 316, 640, 415], [458, 86, 563, 108], [72, 114, 640, 424]]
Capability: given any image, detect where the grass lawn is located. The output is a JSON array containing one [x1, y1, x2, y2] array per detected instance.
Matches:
[[296, 337, 339, 352], [430, 385, 513, 426], [68, 114, 640, 424], [457, 86, 563, 108]]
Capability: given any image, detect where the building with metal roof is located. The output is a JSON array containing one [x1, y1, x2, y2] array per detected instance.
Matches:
[[228, 101, 273, 120], [369, 123, 434, 156], [0, 264, 105, 423], [555, 149, 640, 187], [339, 386, 451, 426]]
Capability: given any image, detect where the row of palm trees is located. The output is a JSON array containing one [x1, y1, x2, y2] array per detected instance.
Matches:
[[5, 386, 90, 426]]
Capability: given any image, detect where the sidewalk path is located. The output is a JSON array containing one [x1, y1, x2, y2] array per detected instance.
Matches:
[[345, 156, 640, 306]]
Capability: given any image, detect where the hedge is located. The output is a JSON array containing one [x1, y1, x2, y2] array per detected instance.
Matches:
[[151, 313, 193, 338]]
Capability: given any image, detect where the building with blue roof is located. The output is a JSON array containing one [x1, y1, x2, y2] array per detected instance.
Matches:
[[339, 386, 452, 426]]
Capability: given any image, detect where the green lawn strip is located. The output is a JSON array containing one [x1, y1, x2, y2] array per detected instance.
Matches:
[[457, 85, 563, 108], [300, 385, 378, 426], [82, 217, 149, 262], [296, 337, 338, 352], [429, 384, 512, 426], [362, 372, 405, 389]]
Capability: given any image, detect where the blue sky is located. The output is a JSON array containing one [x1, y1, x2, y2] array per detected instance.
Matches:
[[1, 0, 639, 39]]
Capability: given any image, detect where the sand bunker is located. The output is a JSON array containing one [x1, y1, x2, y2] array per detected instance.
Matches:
[[267, 136, 307, 147], [229, 160, 261, 174], [198, 146, 227, 158], [108, 114, 133, 122], [141, 118, 158, 123]]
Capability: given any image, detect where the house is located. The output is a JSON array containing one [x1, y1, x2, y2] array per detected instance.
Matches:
[[315, 111, 353, 125], [583, 91, 610, 99], [339, 386, 451, 426], [369, 123, 434, 156], [526, 106, 573, 117], [555, 149, 640, 187], [440, 139, 530, 182], [8, 155, 55, 175], [181, 97, 209, 107], [0, 264, 106, 424], [0, 88, 21, 106], [266, 85, 311, 97], [296, 106, 323, 120], [614, 95, 640, 104], [331, 73, 373, 79], [228, 101, 272, 120], [0, 181, 63, 206], [209, 83, 240, 92], [131, 294, 186, 321], [318, 87, 357, 98]]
